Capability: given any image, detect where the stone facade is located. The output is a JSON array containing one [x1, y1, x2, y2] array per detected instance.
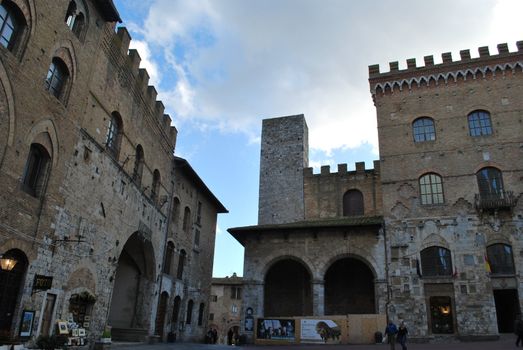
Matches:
[[229, 42, 523, 342], [0, 0, 226, 345], [208, 274, 243, 344]]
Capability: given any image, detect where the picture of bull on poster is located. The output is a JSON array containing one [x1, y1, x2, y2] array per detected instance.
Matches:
[[256, 319, 295, 340]]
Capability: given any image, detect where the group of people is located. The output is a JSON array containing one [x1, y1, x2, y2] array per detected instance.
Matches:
[[384, 321, 408, 350], [205, 328, 218, 344]]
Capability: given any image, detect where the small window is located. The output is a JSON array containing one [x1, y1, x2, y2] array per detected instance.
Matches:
[[487, 244, 515, 275], [194, 229, 200, 247], [231, 304, 238, 314], [106, 112, 122, 157], [196, 201, 202, 225], [22, 144, 51, 197], [163, 242, 174, 275], [468, 110, 492, 137], [171, 197, 180, 224], [343, 189, 364, 216], [209, 313, 214, 321], [0, 1, 21, 50], [151, 169, 161, 202], [177, 249, 186, 280], [197, 303, 205, 326], [186, 300, 193, 324], [420, 246, 452, 277], [182, 207, 191, 233], [65, 1, 86, 39], [172, 296, 181, 322], [476, 167, 504, 199], [45, 58, 69, 99], [419, 173, 444, 205], [231, 287, 241, 300], [412, 117, 436, 142], [211, 295, 217, 302], [132, 145, 144, 186]]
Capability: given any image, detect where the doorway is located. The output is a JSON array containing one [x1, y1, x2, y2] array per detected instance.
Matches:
[[494, 289, 521, 333], [40, 293, 56, 337]]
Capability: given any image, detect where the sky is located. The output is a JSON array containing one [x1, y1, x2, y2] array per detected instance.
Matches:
[[112, 0, 523, 277]]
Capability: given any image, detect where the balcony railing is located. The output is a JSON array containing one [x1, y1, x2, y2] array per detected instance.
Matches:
[[474, 190, 516, 210]]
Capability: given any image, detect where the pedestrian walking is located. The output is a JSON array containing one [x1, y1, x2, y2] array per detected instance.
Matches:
[[384, 321, 398, 350], [397, 321, 408, 350], [515, 314, 523, 347]]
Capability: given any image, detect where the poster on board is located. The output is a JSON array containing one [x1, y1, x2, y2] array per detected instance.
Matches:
[[256, 319, 295, 341], [300, 319, 342, 344]]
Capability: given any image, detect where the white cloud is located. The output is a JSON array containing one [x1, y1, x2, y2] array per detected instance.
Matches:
[[128, 40, 160, 86], [127, 0, 514, 154]]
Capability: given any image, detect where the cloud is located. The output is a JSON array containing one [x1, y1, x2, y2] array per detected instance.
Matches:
[[128, 40, 159, 86], [126, 0, 510, 154]]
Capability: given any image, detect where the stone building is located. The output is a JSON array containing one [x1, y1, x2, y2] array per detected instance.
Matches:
[[0, 0, 225, 345], [229, 42, 523, 342], [208, 274, 243, 344]]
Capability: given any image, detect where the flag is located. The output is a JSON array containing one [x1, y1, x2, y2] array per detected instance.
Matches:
[[484, 255, 492, 273], [453, 266, 458, 278]]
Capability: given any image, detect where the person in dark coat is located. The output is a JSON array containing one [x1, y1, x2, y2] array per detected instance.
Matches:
[[396, 321, 408, 350], [227, 329, 234, 345], [515, 314, 523, 347], [384, 321, 398, 350]]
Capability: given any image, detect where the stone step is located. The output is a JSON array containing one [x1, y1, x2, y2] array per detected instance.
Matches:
[[111, 328, 148, 342]]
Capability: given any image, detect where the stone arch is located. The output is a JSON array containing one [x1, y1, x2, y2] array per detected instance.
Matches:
[[264, 257, 313, 317], [24, 119, 59, 167], [485, 233, 512, 247], [318, 247, 379, 281], [260, 254, 315, 280], [108, 231, 156, 337], [49, 41, 77, 83], [65, 266, 97, 293], [0, 60, 16, 149], [420, 233, 450, 251]]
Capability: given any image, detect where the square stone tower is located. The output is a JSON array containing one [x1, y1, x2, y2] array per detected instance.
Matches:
[[258, 115, 309, 224]]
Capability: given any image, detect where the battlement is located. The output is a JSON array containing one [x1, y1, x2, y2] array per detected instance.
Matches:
[[304, 160, 380, 177], [102, 26, 177, 149]]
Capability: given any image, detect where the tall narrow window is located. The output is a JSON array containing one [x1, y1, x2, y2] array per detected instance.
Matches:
[[412, 117, 436, 142], [182, 207, 191, 233], [151, 169, 160, 202], [343, 189, 364, 216], [197, 303, 205, 326], [231, 287, 241, 300], [420, 246, 452, 277], [45, 58, 69, 99], [196, 201, 202, 225], [419, 173, 444, 205], [106, 112, 122, 157], [163, 242, 174, 275], [186, 300, 193, 324], [172, 296, 181, 322], [487, 244, 515, 275], [22, 144, 51, 197], [476, 167, 504, 200], [468, 110, 492, 136], [194, 229, 200, 247], [65, 1, 86, 39], [132, 145, 144, 186], [171, 198, 180, 225], [177, 249, 186, 280], [0, 1, 23, 50]]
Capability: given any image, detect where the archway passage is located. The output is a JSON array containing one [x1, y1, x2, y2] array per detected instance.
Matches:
[[264, 259, 312, 317], [0, 249, 28, 339], [155, 291, 168, 338], [324, 258, 375, 315], [108, 232, 156, 341], [494, 289, 521, 333]]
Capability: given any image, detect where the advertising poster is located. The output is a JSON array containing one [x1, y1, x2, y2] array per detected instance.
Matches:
[[256, 319, 295, 341], [300, 319, 342, 344]]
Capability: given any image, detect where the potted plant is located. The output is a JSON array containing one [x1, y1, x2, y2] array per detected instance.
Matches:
[[100, 326, 111, 344]]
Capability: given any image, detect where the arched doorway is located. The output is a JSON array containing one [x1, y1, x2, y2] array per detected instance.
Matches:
[[264, 259, 312, 317], [155, 291, 169, 339], [108, 232, 156, 341], [0, 249, 29, 339], [324, 257, 375, 315]]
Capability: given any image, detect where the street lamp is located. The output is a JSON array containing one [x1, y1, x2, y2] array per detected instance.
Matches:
[[0, 257, 17, 271]]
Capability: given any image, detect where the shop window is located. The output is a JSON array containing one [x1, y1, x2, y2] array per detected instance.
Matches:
[[420, 246, 452, 277], [487, 244, 515, 275], [468, 110, 492, 137], [419, 173, 444, 205], [343, 189, 364, 216], [412, 117, 436, 142], [429, 296, 454, 334], [68, 291, 96, 327]]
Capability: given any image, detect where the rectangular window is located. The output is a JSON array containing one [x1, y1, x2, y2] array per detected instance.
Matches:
[[231, 287, 241, 300], [209, 313, 214, 320], [194, 229, 200, 247], [196, 201, 202, 225], [211, 295, 217, 302]]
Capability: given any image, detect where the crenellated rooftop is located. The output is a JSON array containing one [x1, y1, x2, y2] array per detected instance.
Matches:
[[368, 41, 523, 96], [304, 160, 380, 177], [101, 26, 178, 152]]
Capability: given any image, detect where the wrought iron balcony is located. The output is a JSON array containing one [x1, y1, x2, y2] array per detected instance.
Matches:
[[474, 191, 516, 211]]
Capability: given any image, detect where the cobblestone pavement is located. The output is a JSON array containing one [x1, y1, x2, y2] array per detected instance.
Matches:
[[112, 333, 517, 350]]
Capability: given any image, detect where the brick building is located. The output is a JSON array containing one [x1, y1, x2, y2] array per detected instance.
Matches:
[[208, 274, 243, 344], [229, 42, 523, 342], [0, 0, 225, 345]]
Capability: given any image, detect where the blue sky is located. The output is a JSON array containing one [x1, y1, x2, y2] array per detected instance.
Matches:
[[112, 0, 522, 277]]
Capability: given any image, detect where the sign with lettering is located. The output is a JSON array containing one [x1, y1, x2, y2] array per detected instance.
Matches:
[[33, 275, 53, 291]]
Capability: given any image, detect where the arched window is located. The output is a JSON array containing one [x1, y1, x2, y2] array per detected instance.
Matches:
[[412, 117, 436, 142], [468, 110, 492, 137], [476, 167, 504, 199], [197, 303, 205, 326], [132, 145, 144, 186], [163, 241, 174, 275], [176, 249, 186, 280], [172, 296, 181, 322], [151, 169, 160, 202], [419, 173, 444, 205], [182, 207, 191, 233], [420, 246, 452, 277], [106, 112, 122, 157], [45, 58, 69, 99], [487, 244, 515, 275], [186, 299, 193, 324], [0, 1, 24, 50], [343, 189, 364, 216], [65, 0, 86, 39], [171, 197, 180, 224], [22, 144, 51, 197]]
